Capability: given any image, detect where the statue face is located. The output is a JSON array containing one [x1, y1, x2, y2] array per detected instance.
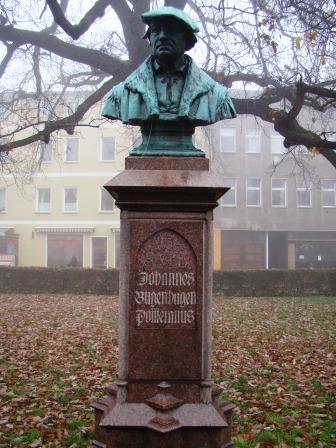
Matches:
[[149, 18, 187, 63]]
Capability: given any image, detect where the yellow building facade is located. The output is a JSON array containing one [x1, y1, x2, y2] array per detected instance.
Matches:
[[0, 103, 139, 268]]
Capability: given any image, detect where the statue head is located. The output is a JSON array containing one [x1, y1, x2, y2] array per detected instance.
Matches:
[[142, 7, 199, 64]]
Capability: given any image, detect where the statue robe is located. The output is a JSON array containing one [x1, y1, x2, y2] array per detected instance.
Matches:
[[102, 56, 236, 125]]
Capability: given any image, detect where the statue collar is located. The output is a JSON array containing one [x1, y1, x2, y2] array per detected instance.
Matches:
[[152, 56, 189, 76], [124, 55, 216, 118]]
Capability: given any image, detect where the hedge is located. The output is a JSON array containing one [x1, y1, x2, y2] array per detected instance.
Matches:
[[0, 267, 335, 296], [0, 267, 119, 295], [212, 269, 336, 297]]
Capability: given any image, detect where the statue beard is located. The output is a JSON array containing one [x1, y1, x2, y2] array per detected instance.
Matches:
[[154, 49, 185, 70]]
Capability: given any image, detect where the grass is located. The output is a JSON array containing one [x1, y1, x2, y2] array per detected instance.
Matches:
[[212, 295, 336, 448], [0, 294, 335, 447]]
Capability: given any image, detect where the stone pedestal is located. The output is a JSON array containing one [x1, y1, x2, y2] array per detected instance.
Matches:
[[92, 157, 235, 448]]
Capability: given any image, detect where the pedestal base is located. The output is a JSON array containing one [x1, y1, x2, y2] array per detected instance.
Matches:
[[92, 385, 235, 448], [92, 157, 236, 447]]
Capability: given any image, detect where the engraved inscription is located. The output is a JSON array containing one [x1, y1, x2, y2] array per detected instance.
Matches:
[[134, 270, 196, 329], [138, 271, 195, 287], [132, 229, 198, 330]]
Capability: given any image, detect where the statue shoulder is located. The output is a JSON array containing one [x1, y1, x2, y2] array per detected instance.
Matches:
[[101, 81, 125, 119], [109, 81, 125, 99], [213, 83, 237, 120], [213, 82, 229, 100], [123, 57, 153, 91], [103, 56, 152, 105]]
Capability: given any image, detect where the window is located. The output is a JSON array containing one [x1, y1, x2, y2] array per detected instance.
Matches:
[[36, 188, 51, 212], [47, 234, 83, 268], [0, 188, 6, 212], [321, 180, 336, 207], [221, 178, 237, 206], [220, 128, 236, 152], [271, 135, 284, 154], [271, 179, 287, 207], [64, 188, 78, 212], [296, 179, 312, 207], [65, 137, 79, 162], [100, 188, 114, 212], [92, 237, 108, 268], [38, 142, 53, 163], [245, 129, 261, 153], [101, 137, 116, 161], [246, 178, 261, 207]]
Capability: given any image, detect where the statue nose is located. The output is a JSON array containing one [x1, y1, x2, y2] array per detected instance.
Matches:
[[158, 28, 166, 38]]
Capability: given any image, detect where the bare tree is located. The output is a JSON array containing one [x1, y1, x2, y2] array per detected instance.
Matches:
[[0, 0, 335, 170]]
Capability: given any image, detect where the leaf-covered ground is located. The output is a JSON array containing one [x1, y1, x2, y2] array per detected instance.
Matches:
[[0, 294, 335, 448]]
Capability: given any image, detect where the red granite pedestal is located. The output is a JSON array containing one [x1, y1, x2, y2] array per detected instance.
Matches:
[[92, 157, 235, 448]]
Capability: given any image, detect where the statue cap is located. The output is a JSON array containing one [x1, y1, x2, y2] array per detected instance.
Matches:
[[142, 6, 200, 34]]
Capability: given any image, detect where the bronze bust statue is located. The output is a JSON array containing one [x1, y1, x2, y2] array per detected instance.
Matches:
[[102, 7, 236, 157]]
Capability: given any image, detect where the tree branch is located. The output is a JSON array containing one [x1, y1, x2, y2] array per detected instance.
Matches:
[[165, 0, 187, 8], [213, 72, 282, 88], [46, 0, 110, 40], [0, 76, 118, 152], [0, 25, 130, 76], [233, 96, 336, 167], [301, 82, 336, 99], [32, 47, 42, 95], [0, 43, 18, 78], [112, 0, 149, 64]]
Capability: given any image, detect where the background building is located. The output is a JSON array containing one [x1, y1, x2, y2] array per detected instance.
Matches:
[[211, 114, 336, 269], [1, 103, 335, 270]]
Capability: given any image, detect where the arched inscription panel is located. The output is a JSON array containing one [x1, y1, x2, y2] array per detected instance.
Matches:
[[134, 229, 197, 329], [128, 222, 203, 380]]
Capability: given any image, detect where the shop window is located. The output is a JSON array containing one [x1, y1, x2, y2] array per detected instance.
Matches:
[[47, 234, 83, 268], [92, 237, 107, 268], [296, 241, 336, 268], [0, 234, 18, 266], [221, 230, 265, 269]]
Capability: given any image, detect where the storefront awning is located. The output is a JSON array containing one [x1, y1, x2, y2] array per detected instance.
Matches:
[[34, 227, 95, 234], [0, 227, 15, 236]]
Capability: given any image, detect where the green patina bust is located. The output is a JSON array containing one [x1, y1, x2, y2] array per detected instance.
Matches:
[[102, 6, 237, 157]]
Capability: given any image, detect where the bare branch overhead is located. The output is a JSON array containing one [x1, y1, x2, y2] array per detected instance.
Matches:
[[0, 0, 335, 169], [0, 25, 129, 76], [0, 76, 117, 152], [45, 0, 111, 40]]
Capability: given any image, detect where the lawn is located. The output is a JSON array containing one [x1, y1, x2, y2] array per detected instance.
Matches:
[[0, 294, 335, 447]]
